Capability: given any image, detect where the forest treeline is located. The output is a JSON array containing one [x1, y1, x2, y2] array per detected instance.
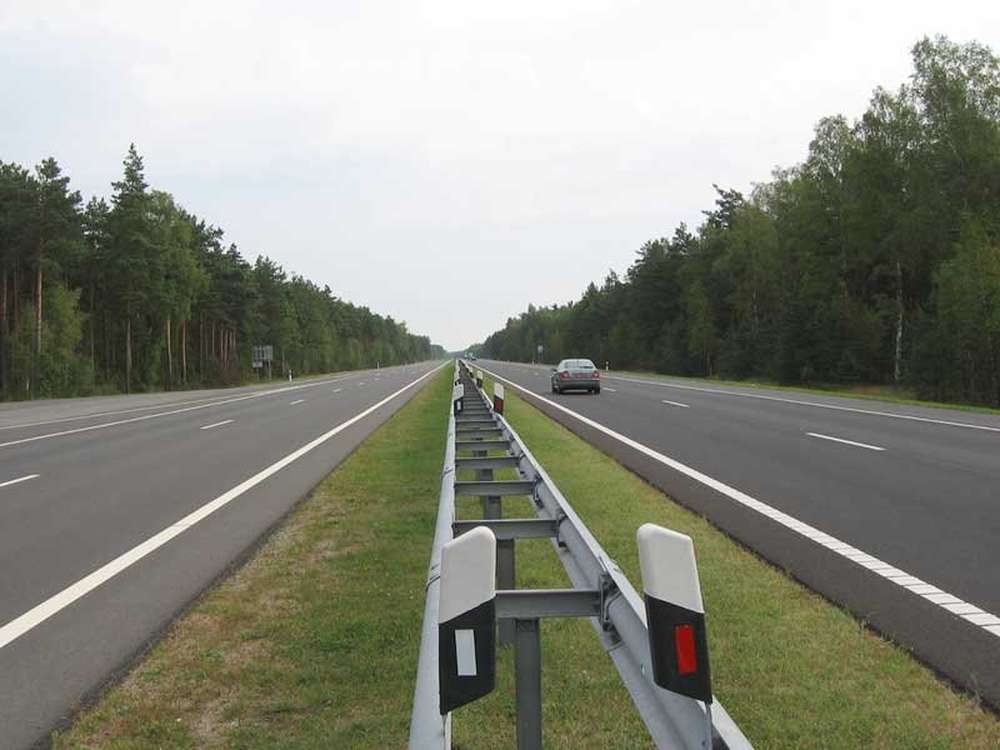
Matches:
[[480, 37, 1000, 406], [0, 146, 444, 399]]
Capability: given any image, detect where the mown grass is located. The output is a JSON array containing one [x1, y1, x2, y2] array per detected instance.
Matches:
[[55, 366, 1000, 749]]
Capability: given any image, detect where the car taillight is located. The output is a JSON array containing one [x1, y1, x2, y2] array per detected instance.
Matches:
[[560, 372, 569, 379], [593, 371, 600, 379]]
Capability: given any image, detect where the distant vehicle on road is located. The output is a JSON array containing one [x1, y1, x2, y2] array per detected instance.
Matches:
[[466, 352, 477, 361], [551, 358, 601, 394]]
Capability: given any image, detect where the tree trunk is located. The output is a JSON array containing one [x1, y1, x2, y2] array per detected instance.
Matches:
[[181, 319, 187, 385], [32, 265, 42, 398], [125, 315, 132, 394], [0, 265, 7, 395], [199, 315, 205, 380], [894, 260, 904, 385], [166, 317, 173, 387], [89, 283, 96, 376]]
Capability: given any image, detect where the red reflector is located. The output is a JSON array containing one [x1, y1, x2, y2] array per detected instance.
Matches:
[[674, 624, 697, 675]]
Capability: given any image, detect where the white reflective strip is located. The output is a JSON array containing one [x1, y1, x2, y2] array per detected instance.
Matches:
[[455, 629, 477, 676]]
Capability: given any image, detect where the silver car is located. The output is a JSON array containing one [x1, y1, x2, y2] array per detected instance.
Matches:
[[550, 358, 601, 394]]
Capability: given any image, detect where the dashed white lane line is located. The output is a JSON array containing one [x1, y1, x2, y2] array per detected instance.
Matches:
[[359, 382, 367, 386], [0, 474, 39, 489], [661, 399, 690, 408], [604, 374, 1000, 433], [481, 365, 1000, 640], [332, 388, 343, 393], [807, 432, 885, 451], [0, 363, 445, 652], [603, 387, 617, 392], [0, 375, 352, 449], [289, 399, 305, 406], [200, 420, 234, 431]]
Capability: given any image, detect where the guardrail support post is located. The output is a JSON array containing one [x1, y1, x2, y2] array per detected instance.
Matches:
[[497, 539, 515, 645], [473, 446, 516, 648], [514, 618, 543, 750]]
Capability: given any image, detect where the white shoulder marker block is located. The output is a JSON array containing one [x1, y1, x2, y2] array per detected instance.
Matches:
[[493, 382, 505, 414], [638, 524, 704, 614], [637, 523, 712, 704], [438, 526, 497, 714]]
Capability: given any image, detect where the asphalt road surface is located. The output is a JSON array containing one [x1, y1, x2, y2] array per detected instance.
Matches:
[[476, 359, 1000, 708], [0, 361, 443, 750]]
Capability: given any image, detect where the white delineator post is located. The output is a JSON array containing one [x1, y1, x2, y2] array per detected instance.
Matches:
[[493, 382, 505, 414], [438, 526, 497, 714], [476, 369, 484, 389], [636, 522, 713, 743], [453, 383, 464, 416]]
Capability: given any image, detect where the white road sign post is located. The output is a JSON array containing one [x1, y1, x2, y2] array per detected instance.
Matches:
[[637, 523, 714, 748], [493, 383, 505, 414], [438, 526, 497, 714]]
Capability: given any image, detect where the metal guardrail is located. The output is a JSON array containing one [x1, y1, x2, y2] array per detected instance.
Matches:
[[409, 360, 753, 749]]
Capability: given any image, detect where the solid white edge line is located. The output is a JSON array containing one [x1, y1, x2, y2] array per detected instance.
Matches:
[[604, 373, 1000, 433], [0, 473, 40, 489], [0, 363, 444, 651], [480, 365, 1000, 641], [806, 432, 885, 451], [200, 420, 234, 431], [661, 399, 690, 409]]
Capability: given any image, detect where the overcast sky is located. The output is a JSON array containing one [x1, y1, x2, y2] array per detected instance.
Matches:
[[2, 2, 998, 351]]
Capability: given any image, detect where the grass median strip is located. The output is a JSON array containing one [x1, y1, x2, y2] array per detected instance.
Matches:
[[479, 378, 1000, 749]]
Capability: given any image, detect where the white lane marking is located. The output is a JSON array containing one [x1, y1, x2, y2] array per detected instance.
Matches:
[[289, 399, 305, 406], [806, 432, 885, 451], [333, 388, 343, 393], [661, 399, 690, 409], [455, 629, 478, 676], [0, 363, 444, 652], [603, 387, 617, 392], [200, 420, 234, 431], [0, 474, 39, 489], [482, 365, 1000, 640], [605, 374, 1000, 433], [0, 374, 353, 432], [359, 382, 367, 386], [0, 376, 353, 449]]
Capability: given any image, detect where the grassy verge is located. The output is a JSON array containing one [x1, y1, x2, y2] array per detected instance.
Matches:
[[55, 369, 453, 749], [471, 377, 1000, 748]]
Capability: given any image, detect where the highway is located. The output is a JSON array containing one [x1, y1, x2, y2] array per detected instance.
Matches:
[[476, 359, 1000, 708], [0, 361, 443, 750]]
